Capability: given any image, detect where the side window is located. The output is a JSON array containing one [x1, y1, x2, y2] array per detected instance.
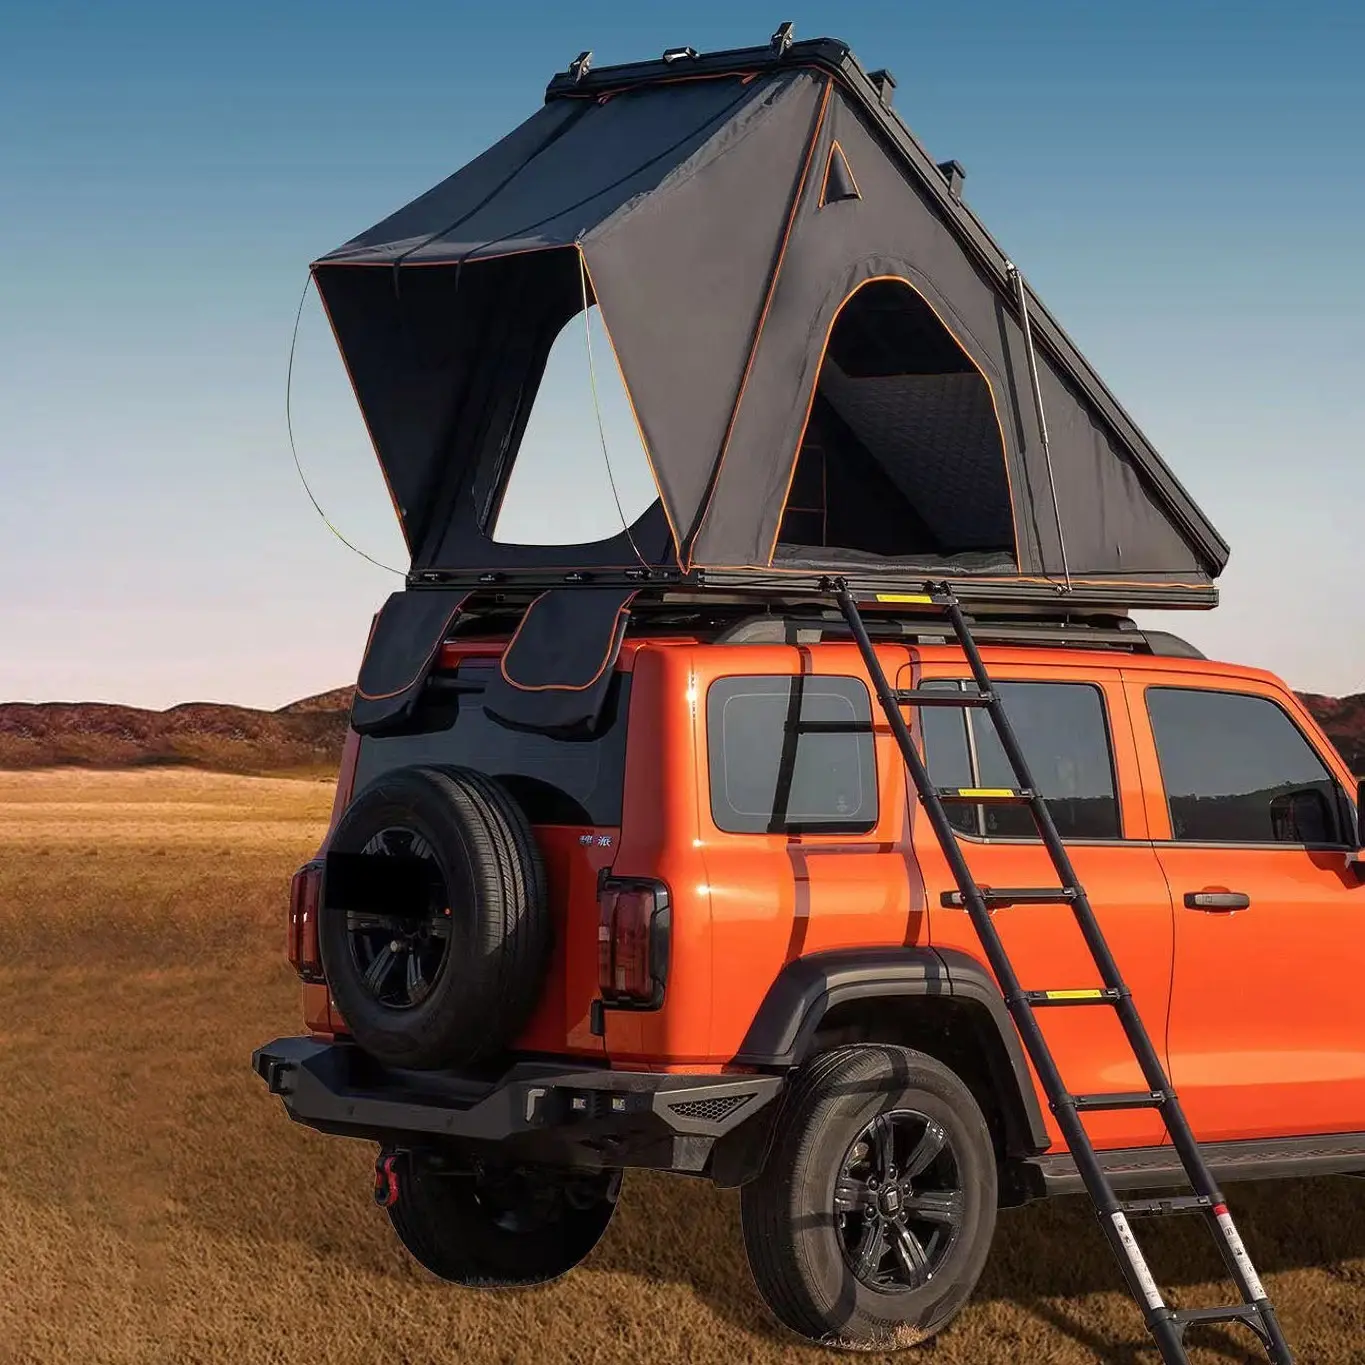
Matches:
[[707, 676, 878, 835], [918, 681, 979, 837], [1146, 687, 1346, 845], [919, 681, 1121, 840]]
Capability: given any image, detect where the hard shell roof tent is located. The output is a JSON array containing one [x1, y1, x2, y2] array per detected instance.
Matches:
[[316, 31, 1230, 732]]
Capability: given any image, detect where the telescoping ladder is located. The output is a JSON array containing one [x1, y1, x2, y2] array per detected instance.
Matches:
[[831, 579, 1292, 1364]]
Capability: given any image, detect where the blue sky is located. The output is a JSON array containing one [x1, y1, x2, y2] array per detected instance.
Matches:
[[2, 0, 1361, 707]]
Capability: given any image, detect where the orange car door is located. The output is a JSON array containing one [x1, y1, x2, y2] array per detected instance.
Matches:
[[1127, 674, 1365, 1142], [910, 664, 1176, 1153]]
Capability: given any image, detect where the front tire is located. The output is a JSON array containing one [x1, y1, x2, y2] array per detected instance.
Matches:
[[740, 1045, 997, 1350], [384, 1151, 621, 1287]]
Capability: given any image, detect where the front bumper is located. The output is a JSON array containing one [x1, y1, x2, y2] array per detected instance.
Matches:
[[252, 1036, 784, 1175]]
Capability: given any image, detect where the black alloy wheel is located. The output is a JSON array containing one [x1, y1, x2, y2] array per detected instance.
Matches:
[[834, 1109, 964, 1293], [345, 827, 454, 1010]]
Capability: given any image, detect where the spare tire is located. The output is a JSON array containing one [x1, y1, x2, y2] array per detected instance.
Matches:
[[318, 765, 550, 1070]]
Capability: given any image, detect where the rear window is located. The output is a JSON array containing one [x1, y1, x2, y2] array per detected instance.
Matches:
[[352, 661, 631, 826], [707, 675, 878, 835]]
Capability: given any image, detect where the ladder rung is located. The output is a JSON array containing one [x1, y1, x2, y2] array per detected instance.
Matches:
[[1120, 1195, 1213, 1218], [894, 688, 995, 707], [942, 886, 1078, 908], [865, 590, 955, 608], [1021, 988, 1122, 1007], [1069, 1090, 1168, 1112], [936, 787, 1034, 803], [1174, 1304, 1266, 1330]]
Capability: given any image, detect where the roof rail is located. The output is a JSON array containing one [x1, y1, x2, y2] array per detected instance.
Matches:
[[709, 612, 1204, 657]]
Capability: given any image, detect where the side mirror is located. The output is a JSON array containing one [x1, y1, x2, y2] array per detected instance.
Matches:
[[1271, 787, 1334, 844]]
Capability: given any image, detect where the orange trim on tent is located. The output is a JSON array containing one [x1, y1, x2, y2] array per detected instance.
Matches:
[[354, 594, 473, 701]]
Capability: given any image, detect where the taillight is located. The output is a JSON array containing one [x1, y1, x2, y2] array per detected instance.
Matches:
[[597, 876, 670, 1008], [288, 859, 325, 983]]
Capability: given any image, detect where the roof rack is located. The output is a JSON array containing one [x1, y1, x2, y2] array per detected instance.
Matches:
[[709, 611, 1204, 657], [444, 593, 1204, 659]]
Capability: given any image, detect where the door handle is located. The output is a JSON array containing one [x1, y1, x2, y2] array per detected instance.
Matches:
[[1183, 890, 1251, 912]]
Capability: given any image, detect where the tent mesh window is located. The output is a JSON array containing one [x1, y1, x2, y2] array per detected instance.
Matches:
[[776, 279, 1015, 571]]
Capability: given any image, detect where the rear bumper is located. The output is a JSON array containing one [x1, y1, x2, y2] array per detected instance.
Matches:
[[252, 1036, 784, 1176]]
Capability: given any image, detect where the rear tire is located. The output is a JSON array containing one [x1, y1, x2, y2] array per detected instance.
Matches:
[[385, 1151, 621, 1287], [740, 1044, 997, 1350]]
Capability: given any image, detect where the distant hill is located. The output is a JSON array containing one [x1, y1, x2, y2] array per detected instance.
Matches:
[[1301, 692, 1365, 776], [0, 688, 354, 776], [0, 685, 1359, 779]]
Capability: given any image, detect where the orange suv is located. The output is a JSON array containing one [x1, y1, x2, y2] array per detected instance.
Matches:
[[255, 601, 1365, 1349], [255, 30, 1353, 1356]]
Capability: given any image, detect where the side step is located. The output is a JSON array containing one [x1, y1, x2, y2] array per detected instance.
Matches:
[[1023, 1133, 1365, 1198]]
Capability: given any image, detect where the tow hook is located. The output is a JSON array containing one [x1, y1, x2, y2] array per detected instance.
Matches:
[[373, 1151, 403, 1209]]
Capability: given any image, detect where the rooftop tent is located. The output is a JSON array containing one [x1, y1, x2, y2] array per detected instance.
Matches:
[[313, 35, 1228, 610]]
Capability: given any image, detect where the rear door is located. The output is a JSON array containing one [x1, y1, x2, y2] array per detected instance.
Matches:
[[697, 642, 927, 1063], [1126, 671, 1365, 1141], [911, 660, 1177, 1152]]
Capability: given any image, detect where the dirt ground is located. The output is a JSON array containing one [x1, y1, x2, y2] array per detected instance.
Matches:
[[1, 769, 1362, 1365]]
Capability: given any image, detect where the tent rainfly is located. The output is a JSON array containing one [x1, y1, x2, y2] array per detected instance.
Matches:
[[313, 35, 1228, 612]]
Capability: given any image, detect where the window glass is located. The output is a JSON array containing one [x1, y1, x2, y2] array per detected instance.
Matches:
[[918, 681, 1120, 840], [1146, 688, 1344, 845], [354, 663, 630, 826], [707, 676, 878, 834], [917, 681, 977, 836], [491, 304, 657, 546]]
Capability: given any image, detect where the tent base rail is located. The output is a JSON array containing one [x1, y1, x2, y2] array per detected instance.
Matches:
[[407, 567, 1217, 614]]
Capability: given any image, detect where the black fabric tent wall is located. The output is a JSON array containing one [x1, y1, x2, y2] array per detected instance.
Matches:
[[312, 39, 1228, 604]]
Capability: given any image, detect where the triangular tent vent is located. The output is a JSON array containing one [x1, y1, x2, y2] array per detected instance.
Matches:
[[820, 141, 862, 206]]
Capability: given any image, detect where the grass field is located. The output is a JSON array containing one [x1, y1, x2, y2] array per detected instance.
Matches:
[[1, 769, 1363, 1364]]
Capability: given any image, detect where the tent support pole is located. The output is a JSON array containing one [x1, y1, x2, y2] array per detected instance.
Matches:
[[1007, 261, 1072, 591]]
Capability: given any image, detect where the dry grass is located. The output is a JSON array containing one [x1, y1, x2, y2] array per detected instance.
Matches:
[[0, 770, 1363, 1364]]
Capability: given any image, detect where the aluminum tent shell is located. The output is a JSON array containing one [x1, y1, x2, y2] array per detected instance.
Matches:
[[312, 36, 1228, 609]]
